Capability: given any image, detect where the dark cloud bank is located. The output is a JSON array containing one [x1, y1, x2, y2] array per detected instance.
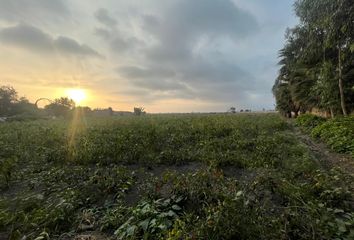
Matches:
[[0, 0, 292, 110], [0, 23, 101, 58], [0, 0, 70, 22], [95, 0, 268, 107]]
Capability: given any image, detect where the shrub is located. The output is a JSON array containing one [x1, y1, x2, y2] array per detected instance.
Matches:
[[311, 116, 354, 156], [296, 114, 326, 130], [0, 156, 17, 188]]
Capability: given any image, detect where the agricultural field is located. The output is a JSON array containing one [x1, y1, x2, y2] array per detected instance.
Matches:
[[0, 113, 353, 239]]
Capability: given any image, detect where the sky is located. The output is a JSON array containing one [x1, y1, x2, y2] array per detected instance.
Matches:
[[0, 0, 298, 113]]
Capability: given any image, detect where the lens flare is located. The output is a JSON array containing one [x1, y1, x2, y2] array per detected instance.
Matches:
[[66, 89, 86, 104]]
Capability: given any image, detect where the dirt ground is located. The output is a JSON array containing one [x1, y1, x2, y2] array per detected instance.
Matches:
[[293, 125, 354, 174]]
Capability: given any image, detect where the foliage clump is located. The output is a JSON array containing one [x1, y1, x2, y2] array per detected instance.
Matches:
[[273, 0, 354, 117], [311, 116, 354, 156], [295, 113, 326, 131]]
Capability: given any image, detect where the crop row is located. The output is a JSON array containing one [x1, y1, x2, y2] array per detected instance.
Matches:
[[0, 113, 353, 239]]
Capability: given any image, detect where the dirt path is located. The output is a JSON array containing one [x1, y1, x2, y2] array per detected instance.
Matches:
[[292, 125, 354, 174]]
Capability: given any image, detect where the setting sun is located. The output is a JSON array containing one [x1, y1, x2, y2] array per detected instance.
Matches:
[[66, 89, 87, 105]]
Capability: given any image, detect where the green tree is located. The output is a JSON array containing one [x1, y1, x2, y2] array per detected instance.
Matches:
[[228, 107, 236, 113], [13, 97, 39, 116], [274, 0, 354, 117], [0, 86, 18, 116], [272, 79, 294, 117], [45, 97, 75, 117], [134, 107, 146, 116], [294, 0, 354, 116]]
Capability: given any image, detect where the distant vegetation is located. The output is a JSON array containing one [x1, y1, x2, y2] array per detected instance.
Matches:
[[273, 0, 354, 118], [134, 107, 146, 116], [44, 97, 75, 117], [0, 86, 39, 118], [0, 85, 258, 120], [0, 85, 134, 120], [0, 85, 77, 119]]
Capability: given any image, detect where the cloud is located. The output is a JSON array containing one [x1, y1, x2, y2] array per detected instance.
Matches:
[[1, 0, 297, 111], [110, 36, 142, 53], [95, 28, 142, 54], [0, 0, 70, 22], [130, 79, 187, 92], [117, 59, 256, 102], [118, 66, 187, 91], [102, 0, 296, 110], [113, 86, 196, 104], [180, 61, 253, 86], [118, 66, 175, 79], [94, 27, 112, 40], [93, 8, 144, 54], [0, 23, 102, 58], [0, 23, 53, 51], [54, 36, 101, 57], [112, 0, 260, 105], [94, 8, 117, 28], [142, 0, 258, 61], [169, 0, 257, 37]]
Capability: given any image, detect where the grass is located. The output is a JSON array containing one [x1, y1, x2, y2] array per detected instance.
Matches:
[[0, 113, 353, 239]]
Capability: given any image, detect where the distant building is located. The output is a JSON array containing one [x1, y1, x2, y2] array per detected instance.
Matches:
[[92, 107, 113, 116], [228, 107, 236, 113], [113, 111, 133, 116], [134, 107, 146, 116]]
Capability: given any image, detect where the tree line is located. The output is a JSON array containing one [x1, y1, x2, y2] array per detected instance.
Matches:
[[273, 0, 354, 118], [0, 85, 146, 119], [0, 86, 78, 118]]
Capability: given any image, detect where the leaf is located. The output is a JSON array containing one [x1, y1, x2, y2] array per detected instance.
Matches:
[[141, 204, 152, 214], [34, 237, 45, 240], [34, 231, 49, 240], [350, 43, 354, 53], [334, 209, 344, 214], [158, 212, 168, 218], [338, 225, 346, 233], [126, 225, 137, 236], [149, 218, 157, 226], [139, 218, 151, 231], [175, 196, 184, 203], [172, 205, 181, 211], [167, 210, 176, 217]]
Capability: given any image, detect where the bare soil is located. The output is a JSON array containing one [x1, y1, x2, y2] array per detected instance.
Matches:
[[293, 126, 354, 174]]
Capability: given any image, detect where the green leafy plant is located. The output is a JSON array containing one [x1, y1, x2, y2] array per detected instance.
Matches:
[[0, 113, 353, 239], [115, 196, 184, 239], [311, 116, 354, 155], [295, 114, 326, 131], [0, 156, 17, 188]]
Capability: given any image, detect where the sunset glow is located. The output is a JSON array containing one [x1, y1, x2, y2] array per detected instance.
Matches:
[[0, 0, 298, 112], [65, 89, 87, 105]]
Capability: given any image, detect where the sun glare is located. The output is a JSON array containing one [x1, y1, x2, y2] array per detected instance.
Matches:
[[66, 89, 87, 105]]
